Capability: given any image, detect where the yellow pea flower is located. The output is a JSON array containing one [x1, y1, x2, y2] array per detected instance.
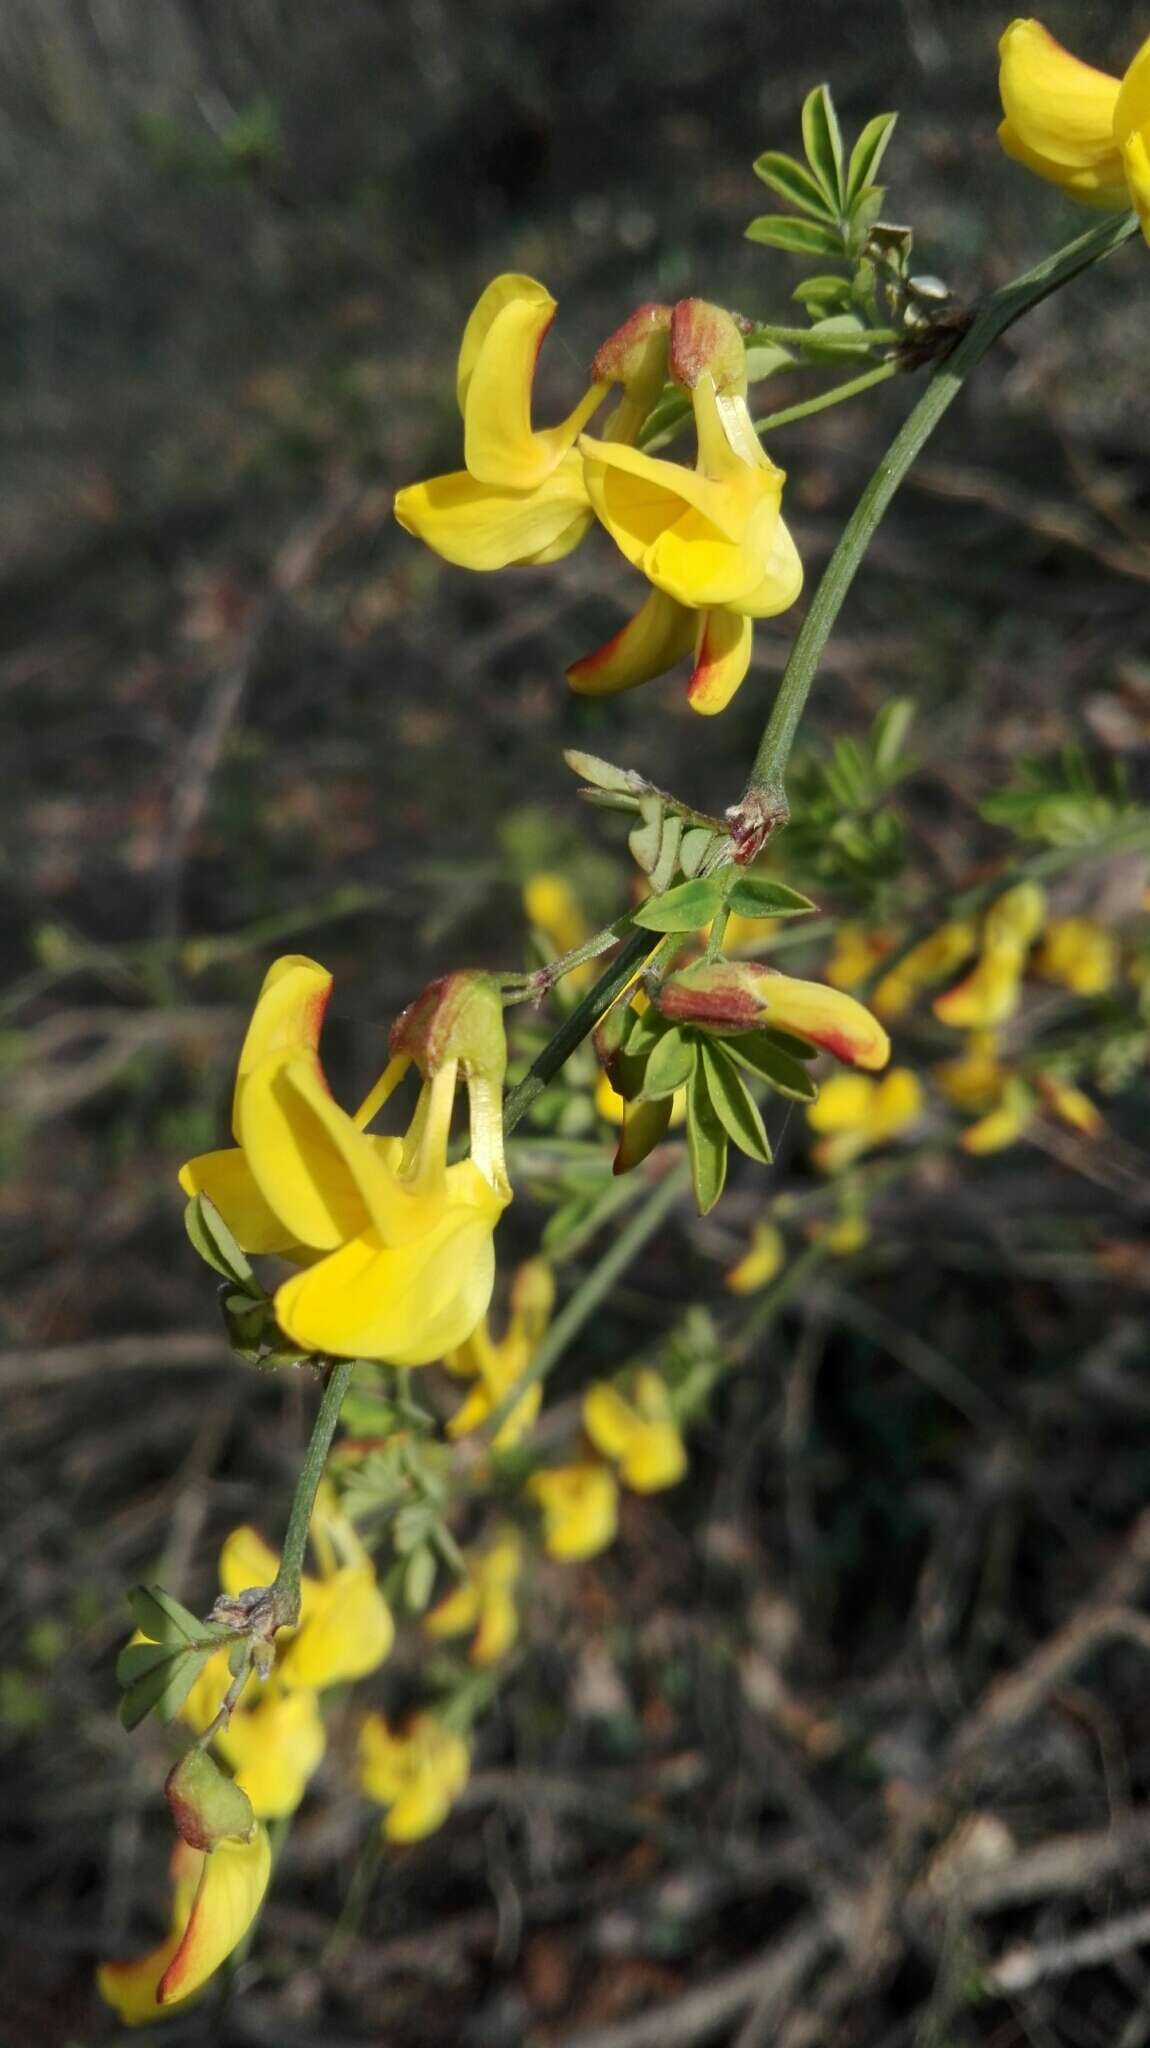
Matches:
[[933, 1031, 1008, 1113], [444, 1257, 554, 1448], [358, 1712, 470, 1843], [998, 19, 1150, 239], [725, 1217, 785, 1294], [214, 1689, 326, 1822], [961, 1075, 1036, 1154], [933, 885, 1045, 1030], [393, 274, 607, 571], [872, 923, 978, 1019], [527, 1460, 619, 1561], [98, 1829, 271, 2021], [1035, 916, 1118, 996], [806, 1210, 870, 1256], [806, 1067, 924, 1174], [569, 299, 802, 715], [583, 1369, 687, 1493], [217, 1497, 395, 1694], [180, 956, 511, 1364], [1037, 1073, 1105, 1137], [423, 1529, 522, 1666], [656, 959, 891, 1071]]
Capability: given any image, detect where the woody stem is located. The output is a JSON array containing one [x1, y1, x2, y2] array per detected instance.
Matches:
[[733, 208, 1140, 854]]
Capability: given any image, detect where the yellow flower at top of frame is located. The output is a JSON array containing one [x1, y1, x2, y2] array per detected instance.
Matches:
[[393, 274, 610, 571], [805, 1067, 924, 1174], [444, 1257, 554, 1449], [583, 1369, 687, 1493], [423, 1528, 523, 1666], [1035, 915, 1118, 996], [97, 1828, 271, 2022], [998, 20, 1150, 240], [358, 1712, 471, 1843], [179, 953, 511, 1365], [527, 1460, 619, 1562]]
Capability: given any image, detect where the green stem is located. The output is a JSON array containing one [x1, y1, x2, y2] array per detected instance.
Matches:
[[272, 1357, 356, 1627], [502, 927, 659, 1135], [732, 209, 1139, 854], [745, 322, 899, 350], [754, 358, 900, 435], [482, 1156, 692, 1439]]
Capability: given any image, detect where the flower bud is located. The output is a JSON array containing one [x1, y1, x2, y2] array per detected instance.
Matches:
[[591, 303, 672, 447], [390, 971, 506, 1085], [669, 299, 747, 397], [655, 961, 890, 1071], [166, 1745, 256, 1851]]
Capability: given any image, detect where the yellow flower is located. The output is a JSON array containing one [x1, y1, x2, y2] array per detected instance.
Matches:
[[423, 1529, 522, 1666], [527, 1460, 619, 1561], [961, 1075, 1035, 1154], [806, 1067, 924, 1173], [1035, 916, 1118, 996], [523, 871, 595, 991], [214, 1689, 326, 1822], [933, 884, 1045, 1030], [569, 299, 802, 714], [358, 1712, 470, 1843], [872, 923, 978, 1019], [444, 1257, 554, 1448], [998, 19, 1150, 239], [97, 1829, 271, 2021], [656, 959, 891, 1071], [933, 1031, 1007, 1113], [823, 924, 891, 991], [393, 275, 607, 571], [583, 1369, 687, 1492], [806, 1211, 870, 1256], [179, 955, 510, 1363], [725, 1218, 785, 1294], [1036, 1073, 1105, 1137]]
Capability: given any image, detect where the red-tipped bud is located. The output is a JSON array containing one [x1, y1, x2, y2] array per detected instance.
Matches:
[[591, 302, 672, 386], [669, 299, 747, 396], [655, 961, 890, 1071], [390, 971, 507, 1084], [166, 1746, 255, 1851]]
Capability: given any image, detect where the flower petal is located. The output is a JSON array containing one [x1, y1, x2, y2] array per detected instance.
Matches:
[[456, 273, 552, 412], [394, 456, 593, 571], [231, 956, 332, 1139], [752, 970, 891, 1069], [567, 587, 695, 696], [178, 1146, 299, 1256], [238, 1050, 403, 1253], [97, 1844, 205, 2024], [278, 1566, 394, 1689], [528, 1463, 618, 1561], [273, 1200, 500, 1364], [216, 1689, 326, 1820], [998, 19, 1123, 177], [687, 608, 754, 714], [157, 1825, 272, 2005], [219, 1525, 281, 1598], [582, 1383, 639, 1463], [462, 288, 606, 488]]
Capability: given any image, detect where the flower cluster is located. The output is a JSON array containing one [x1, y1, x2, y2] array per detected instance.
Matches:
[[395, 280, 803, 713]]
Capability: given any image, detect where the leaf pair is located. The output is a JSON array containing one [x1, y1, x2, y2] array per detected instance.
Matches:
[[118, 1585, 232, 1732], [748, 86, 896, 260], [632, 870, 816, 935]]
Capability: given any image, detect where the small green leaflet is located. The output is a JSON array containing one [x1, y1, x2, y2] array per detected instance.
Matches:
[[686, 1061, 728, 1215], [746, 215, 843, 258], [723, 875, 816, 919], [700, 1043, 773, 1165], [752, 150, 838, 223], [724, 1033, 818, 1102], [633, 876, 725, 932], [128, 1583, 211, 1647], [120, 1644, 216, 1731], [801, 84, 846, 212], [184, 1194, 261, 1296], [640, 1026, 697, 1100], [846, 112, 897, 209]]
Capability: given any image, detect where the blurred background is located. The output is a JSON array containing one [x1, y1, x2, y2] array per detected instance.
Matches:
[[3, 1, 1150, 2042]]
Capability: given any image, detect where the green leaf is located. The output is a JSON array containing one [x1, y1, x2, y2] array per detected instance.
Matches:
[[641, 1026, 697, 1100], [679, 826, 720, 878], [701, 1044, 773, 1165], [563, 749, 643, 796], [403, 1544, 437, 1614], [872, 696, 916, 777], [394, 1503, 436, 1556], [184, 1194, 259, 1295], [633, 876, 725, 933], [847, 187, 886, 253], [746, 215, 844, 258], [128, 1584, 206, 1647], [723, 875, 817, 919], [648, 811, 684, 897], [723, 1033, 818, 1102], [801, 84, 845, 210], [752, 150, 839, 222], [803, 313, 870, 356], [744, 343, 795, 382], [115, 1639, 173, 1689], [120, 1644, 214, 1732], [847, 111, 897, 208], [792, 275, 853, 314], [686, 1062, 728, 1215], [628, 795, 665, 875]]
